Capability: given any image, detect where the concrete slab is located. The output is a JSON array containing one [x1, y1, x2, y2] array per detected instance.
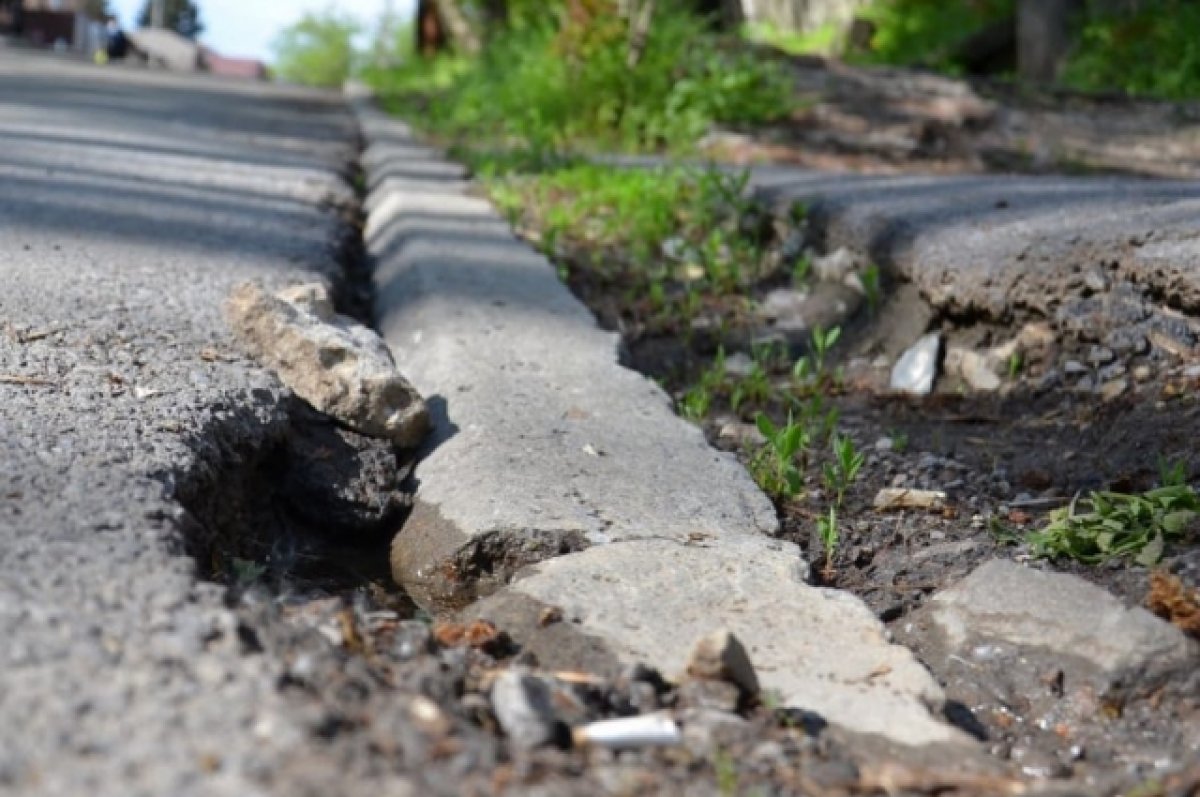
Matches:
[[470, 537, 967, 747]]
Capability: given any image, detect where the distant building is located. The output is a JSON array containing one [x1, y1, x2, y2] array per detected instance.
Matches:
[[0, 0, 105, 54], [202, 49, 266, 81]]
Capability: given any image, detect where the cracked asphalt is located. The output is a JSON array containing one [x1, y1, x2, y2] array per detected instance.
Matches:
[[0, 52, 373, 796]]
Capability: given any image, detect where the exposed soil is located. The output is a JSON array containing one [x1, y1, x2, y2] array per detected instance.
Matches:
[[710, 54, 1200, 180]]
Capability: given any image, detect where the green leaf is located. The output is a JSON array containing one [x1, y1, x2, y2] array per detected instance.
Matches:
[[1135, 533, 1165, 567]]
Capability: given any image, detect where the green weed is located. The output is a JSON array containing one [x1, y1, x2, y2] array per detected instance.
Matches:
[[823, 434, 865, 508], [367, 2, 794, 153], [1026, 485, 1200, 566], [809, 324, 841, 377], [817, 506, 839, 578], [861, 264, 882, 316], [792, 254, 813, 287], [713, 748, 739, 797], [1159, 456, 1189, 488], [750, 411, 808, 501], [1007, 351, 1023, 379]]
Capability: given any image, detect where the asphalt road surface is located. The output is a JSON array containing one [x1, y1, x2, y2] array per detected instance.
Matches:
[[0, 52, 369, 796]]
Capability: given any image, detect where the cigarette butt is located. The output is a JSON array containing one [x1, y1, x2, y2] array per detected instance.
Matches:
[[572, 713, 682, 750]]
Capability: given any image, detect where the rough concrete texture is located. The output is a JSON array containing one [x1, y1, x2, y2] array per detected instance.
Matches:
[[750, 168, 1200, 320], [226, 282, 428, 447], [352, 100, 964, 747], [917, 560, 1196, 693], [351, 103, 780, 600], [0, 53, 393, 796], [472, 537, 965, 747]]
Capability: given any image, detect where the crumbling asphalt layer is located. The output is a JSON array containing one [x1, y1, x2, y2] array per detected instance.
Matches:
[[0, 53, 381, 795]]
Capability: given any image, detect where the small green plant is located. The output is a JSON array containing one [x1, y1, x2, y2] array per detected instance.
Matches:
[[681, 349, 729, 421], [861, 264, 882, 315], [713, 748, 739, 797], [1158, 456, 1189, 488], [817, 506, 839, 579], [1026, 485, 1200, 566], [731, 362, 773, 413], [230, 557, 267, 588], [791, 254, 813, 287], [823, 434, 865, 508], [1007, 351, 1023, 380], [809, 324, 841, 377], [788, 200, 809, 225], [750, 411, 808, 501], [680, 384, 712, 422], [890, 430, 909, 453]]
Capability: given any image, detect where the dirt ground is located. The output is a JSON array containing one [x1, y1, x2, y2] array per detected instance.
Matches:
[[203, 58, 1200, 796]]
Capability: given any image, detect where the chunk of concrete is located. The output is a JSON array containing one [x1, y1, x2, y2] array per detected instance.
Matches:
[[225, 282, 429, 447], [471, 537, 965, 747], [919, 560, 1195, 694]]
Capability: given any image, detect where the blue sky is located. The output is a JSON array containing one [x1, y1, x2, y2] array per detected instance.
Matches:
[[110, 0, 417, 61]]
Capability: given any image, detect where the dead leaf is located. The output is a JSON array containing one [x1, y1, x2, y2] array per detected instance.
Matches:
[[1147, 569, 1200, 638]]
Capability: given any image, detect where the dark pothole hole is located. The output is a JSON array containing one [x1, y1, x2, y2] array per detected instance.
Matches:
[[175, 393, 419, 612]]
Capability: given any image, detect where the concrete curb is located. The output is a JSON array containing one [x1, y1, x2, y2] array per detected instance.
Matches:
[[348, 92, 967, 747]]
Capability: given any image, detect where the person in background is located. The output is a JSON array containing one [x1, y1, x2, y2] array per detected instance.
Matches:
[[104, 17, 130, 60]]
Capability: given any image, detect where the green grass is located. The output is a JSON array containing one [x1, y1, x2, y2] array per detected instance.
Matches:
[[743, 20, 842, 56], [851, 0, 1014, 74], [364, 2, 795, 155], [1063, 1, 1200, 99], [1026, 485, 1199, 566]]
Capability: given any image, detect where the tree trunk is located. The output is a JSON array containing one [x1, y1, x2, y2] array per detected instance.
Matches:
[[626, 0, 655, 66], [433, 0, 482, 55], [1017, 0, 1081, 82], [415, 0, 448, 56]]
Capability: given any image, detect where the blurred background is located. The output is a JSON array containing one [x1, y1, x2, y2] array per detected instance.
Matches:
[[0, 0, 1193, 102]]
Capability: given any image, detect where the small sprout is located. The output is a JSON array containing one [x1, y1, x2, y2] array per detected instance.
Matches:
[[809, 324, 841, 377], [1007, 351, 1023, 379], [1159, 455, 1188, 488], [891, 430, 909, 453], [818, 506, 839, 580], [792, 254, 812, 286], [731, 363, 772, 413], [231, 557, 267, 588], [750, 411, 808, 501], [792, 354, 812, 385], [649, 280, 666, 311], [714, 748, 740, 797], [861, 264, 882, 315], [680, 385, 712, 422], [823, 433, 865, 508], [788, 200, 808, 225]]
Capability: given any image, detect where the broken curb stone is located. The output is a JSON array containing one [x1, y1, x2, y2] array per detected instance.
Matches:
[[225, 282, 429, 447], [891, 333, 941, 395]]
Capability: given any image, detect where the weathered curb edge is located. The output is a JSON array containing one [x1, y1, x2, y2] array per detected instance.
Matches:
[[345, 87, 967, 747], [748, 167, 1200, 321]]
